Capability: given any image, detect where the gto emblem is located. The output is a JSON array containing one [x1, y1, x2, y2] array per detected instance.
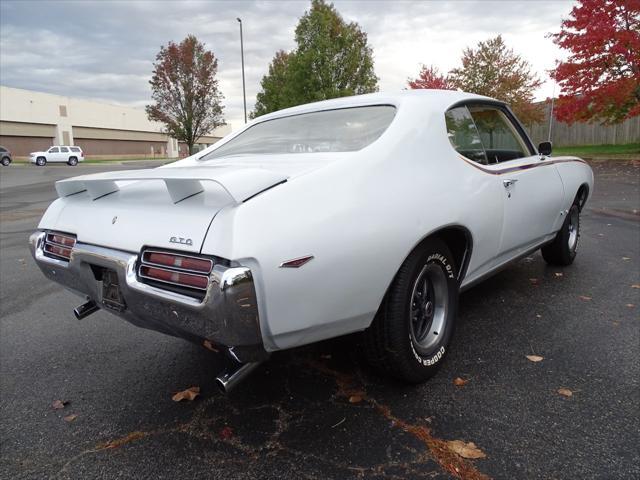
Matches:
[[170, 236, 193, 246]]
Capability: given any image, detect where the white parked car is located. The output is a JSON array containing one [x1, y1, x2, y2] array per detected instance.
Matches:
[[30, 91, 593, 391], [30, 146, 84, 166]]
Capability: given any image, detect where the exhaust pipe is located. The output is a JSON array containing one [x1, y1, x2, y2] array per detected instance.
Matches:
[[215, 361, 261, 393], [74, 299, 99, 320]]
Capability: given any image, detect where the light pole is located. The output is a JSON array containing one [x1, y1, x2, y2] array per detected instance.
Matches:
[[237, 17, 247, 124]]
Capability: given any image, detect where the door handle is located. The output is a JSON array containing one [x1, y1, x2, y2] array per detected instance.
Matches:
[[503, 179, 518, 188]]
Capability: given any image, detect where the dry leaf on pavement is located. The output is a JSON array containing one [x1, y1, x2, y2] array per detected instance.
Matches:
[[526, 355, 544, 362], [453, 377, 469, 386], [529, 278, 539, 285], [63, 414, 78, 422], [554, 272, 563, 277], [558, 388, 573, 398], [631, 284, 640, 289], [172, 386, 200, 402], [446, 440, 486, 459], [51, 400, 68, 410], [579, 295, 592, 301], [219, 426, 233, 440], [348, 395, 363, 404], [202, 340, 218, 352]]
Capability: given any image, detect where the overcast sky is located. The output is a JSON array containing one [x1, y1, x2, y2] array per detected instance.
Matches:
[[0, 0, 573, 130]]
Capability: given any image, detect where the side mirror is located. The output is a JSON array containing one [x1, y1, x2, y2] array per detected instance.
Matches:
[[538, 141, 552, 156]]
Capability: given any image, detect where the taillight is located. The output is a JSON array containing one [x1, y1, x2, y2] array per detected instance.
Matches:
[[138, 249, 213, 294], [43, 232, 76, 261]]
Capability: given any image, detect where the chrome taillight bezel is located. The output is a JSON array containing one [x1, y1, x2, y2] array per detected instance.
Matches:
[[137, 248, 215, 298], [43, 231, 76, 261]]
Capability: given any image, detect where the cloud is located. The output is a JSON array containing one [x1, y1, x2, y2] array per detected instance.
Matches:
[[0, 0, 572, 130]]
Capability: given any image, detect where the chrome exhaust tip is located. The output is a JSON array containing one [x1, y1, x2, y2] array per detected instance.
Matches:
[[74, 299, 99, 320], [215, 361, 261, 393]]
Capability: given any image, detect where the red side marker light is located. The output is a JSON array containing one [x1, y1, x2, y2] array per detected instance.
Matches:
[[279, 255, 314, 268]]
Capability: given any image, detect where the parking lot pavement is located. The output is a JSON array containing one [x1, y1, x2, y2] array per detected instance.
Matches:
[[1, 159, 638, 480]]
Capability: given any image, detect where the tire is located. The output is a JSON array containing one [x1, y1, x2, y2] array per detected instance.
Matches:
[[1, 156, 10, 166], [67, 157, 78, 166], [363, 238, 459, 383], [541, 204, 580, 266], [36, 157, 47, 166]]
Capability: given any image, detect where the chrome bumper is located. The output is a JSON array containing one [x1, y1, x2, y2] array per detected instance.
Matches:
[[29, 231, 267, 362]]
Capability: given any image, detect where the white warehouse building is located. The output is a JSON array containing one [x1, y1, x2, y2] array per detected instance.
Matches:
[[0, 86, 230, 159]]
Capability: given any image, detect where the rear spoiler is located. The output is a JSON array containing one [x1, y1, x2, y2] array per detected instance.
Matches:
[[55, 166, 288, 204]]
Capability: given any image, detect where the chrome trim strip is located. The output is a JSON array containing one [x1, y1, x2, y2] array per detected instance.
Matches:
[[137, 264, 210, 291], [141, 248, 213, 274]]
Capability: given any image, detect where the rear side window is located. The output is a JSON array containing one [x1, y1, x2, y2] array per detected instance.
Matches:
[[444, 106, 487, 164], [70, 147, 81, 152], [60, 147, 69, 153], [200, 105, 396, 161]]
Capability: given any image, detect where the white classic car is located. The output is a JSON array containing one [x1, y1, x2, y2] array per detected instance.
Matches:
[[30, 90, 593, 391]]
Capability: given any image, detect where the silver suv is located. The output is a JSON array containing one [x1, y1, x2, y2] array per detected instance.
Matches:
[[30, 146, 85, 166], [0, 146, 12, 166]]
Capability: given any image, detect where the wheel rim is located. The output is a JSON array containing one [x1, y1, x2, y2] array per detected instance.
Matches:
[[567, 208, 579, 251], [409, 263, 448, 352]]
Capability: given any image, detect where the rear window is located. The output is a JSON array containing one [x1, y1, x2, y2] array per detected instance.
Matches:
[[70, 147, 81, 152], [200, 105, 396, 161]]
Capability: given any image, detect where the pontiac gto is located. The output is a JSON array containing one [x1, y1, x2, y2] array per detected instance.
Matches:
[[30, 90, 593, 391]]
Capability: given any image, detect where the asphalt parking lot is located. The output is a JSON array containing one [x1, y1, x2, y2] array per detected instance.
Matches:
[[1, 159, 638, 480]]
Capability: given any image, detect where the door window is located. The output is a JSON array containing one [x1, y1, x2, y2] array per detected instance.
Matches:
[[48, 147, 59, 153], [444, 106, 487, 164], [467, 106, 530, 164]]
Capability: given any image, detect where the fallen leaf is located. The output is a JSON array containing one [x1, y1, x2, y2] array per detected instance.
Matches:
[[172, 386, 200, 402], [202, 340, 218, 352], [626, 304, 635, 308], [622, 257, 631, 261], [554, 272, 563, 277], [446, 440, 486, 459], [579, 295, 592, 301], [631, 284, 640, 289], [348, 395, 363, 404], [320, 354, 332, 360], [51, 400, 68, 410], [535, 314, 542, 318], [526, 355, 544, 362], [219, 426, 233, 440], [63, 414, 78, 422], [557, 388, 573, 398], [453, 377, 469, 386], [529, 278, 539, 285]]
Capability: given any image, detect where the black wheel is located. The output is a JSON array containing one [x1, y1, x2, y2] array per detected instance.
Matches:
[[363, 238, 459, 383], [1, 156, 10, 166], [36, 157, 47, 166], [541, 204, 580, 266], [67, 157, 78, 166]]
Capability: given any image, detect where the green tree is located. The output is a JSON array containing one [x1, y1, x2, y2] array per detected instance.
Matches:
[[252, 51, 293, 118], [146, 35, 225, 154], [252, 0, 378, 117], [449, 35, 543, 124]]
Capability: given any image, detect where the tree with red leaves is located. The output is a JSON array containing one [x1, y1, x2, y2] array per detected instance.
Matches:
[[146, 35, 225, 154], [551, 0, 640, 123], [407, 65, 455, 90]]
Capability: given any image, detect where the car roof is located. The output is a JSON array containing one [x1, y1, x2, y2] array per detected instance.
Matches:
[[255, 89, 500, 123]]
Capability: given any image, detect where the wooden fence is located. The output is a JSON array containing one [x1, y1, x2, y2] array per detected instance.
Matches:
[[525, 103, 640, 147]]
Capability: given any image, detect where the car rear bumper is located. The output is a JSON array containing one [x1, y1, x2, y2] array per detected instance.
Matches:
[[29, 231, 268, 362]]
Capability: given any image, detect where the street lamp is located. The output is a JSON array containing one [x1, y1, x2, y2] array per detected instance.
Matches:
[[237, 17, 247, 124]]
